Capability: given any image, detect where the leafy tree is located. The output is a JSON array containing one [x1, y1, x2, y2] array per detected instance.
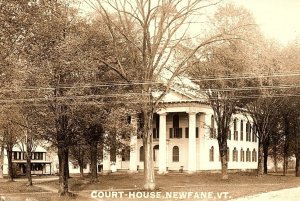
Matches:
[[188, 3, 259, 179], [69, 143, 89, 178], [0, 107, 23, 181], [277, 42, 300, 176]]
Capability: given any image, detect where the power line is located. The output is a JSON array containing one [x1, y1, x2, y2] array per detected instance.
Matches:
[[0, 71, 299, 93], [0, 92, 299, 106]]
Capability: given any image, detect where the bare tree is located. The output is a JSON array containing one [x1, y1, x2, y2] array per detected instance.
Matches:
[[87, 0, 229, 189]]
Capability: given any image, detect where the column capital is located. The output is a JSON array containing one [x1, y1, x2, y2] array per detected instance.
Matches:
[[187, 111, 197, 115], [186, 108, 199, 115], [157, 109, 167, 116]]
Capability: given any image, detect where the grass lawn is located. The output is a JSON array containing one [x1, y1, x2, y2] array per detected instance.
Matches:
[[38, 171, 300, 200], [0, 180, 46, 194], [1, 172, 300, 200]]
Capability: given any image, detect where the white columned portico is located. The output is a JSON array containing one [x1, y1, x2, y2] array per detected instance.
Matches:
[[188, 111, 197, 173], [129, 116, 138, 173], [157, 111, 167, 174]]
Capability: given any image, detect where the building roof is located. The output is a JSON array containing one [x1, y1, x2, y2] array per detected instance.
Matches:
[[12, 144, 47, 152]]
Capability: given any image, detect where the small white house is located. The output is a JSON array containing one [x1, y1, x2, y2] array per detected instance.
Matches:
[[2, 145, 52, 175]]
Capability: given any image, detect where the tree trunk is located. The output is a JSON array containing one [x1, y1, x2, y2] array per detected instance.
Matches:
[[78, 151, 84, 178], [274, 156, 278, 173], [263, 143, 268, 174], [80, 164, 84, 178], [283, 155, 288, 176], [257, 140, 264, 176], [90, 142, 98, 183], [26, 152, 32, 186], [296, 154, 300, 177], [79, 157, 84, 178], [143, 111, 156, 190], [58, 143, 69, 196], [219, 141, 228, 180], [7, 146, 14, 181], [0, 145, 4, 179]]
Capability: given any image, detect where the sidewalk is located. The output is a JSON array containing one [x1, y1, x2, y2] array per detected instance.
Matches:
[[230, 186, 300, 201]]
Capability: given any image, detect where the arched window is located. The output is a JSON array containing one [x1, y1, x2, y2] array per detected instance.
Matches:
[[246, 148, 250, 162], [240, 120, 243, 141], [209, 146, 214, 162], [234, 119, 237, 130], [246, 121, 251, 141], [252, 149, 257, 162], [227, 147, 230, 161], [172, 146, 179, 162], [252, 125, 257, 142], [153, 145, 159, 161], [228, 129, 232, 140], [233, 119, 238, 141], [240, 148, 245, 162], [210, 115, 216, 138], [140, 146, 144, 162], [232, 147, 238, 162]]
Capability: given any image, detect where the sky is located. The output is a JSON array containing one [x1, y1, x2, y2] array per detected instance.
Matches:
[[81, 0, 300, 46], [231, 0, 300, 45]]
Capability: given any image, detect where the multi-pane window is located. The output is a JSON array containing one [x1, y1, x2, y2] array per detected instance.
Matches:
[[170, 114, 182, 138], [209, 146, 214, 162], [232, 147, 238, 162], [246, 148, 251, 162], [252, 149, 257, 162], [233, 119, 238, 141], [172, 146, 179, 162], [13, 152, 22, 160], [210, 115, 216, 138], [32, 152, 43, 160], [252, 125, 257, 142], [246, 121, 251, 141], [240, 148, 245, 162], [227, 147, 230, 161], [170, 128, 182, 138], [240, 120, 244, 141]]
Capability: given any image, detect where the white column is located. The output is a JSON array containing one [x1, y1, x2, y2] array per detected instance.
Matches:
[[129, 116, 138, 173], [188, 112, 197, 173], [158, 112, 167, 174], [102, 148, 111, 174], [103, 132, 111, 174]]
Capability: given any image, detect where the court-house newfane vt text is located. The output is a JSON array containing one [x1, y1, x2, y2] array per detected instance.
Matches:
[[102, 86, 258, 174]]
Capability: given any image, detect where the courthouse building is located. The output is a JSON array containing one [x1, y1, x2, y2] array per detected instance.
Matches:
[[105, 86, 259, 174]]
